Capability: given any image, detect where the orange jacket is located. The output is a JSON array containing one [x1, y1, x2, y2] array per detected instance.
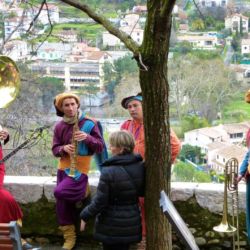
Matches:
[[121, 120, 181, 162]]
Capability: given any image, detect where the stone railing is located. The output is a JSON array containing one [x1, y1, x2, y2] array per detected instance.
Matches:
[[3, 176, 249, 249]]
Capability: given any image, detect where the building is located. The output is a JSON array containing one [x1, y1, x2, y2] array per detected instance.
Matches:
[[241, 39, 250, 54], [209, 144, 246, 174], [3, 40, 28, 61], [56, 30, 77, 43], [4, 17, 31, 40], [36, 42, 72, 61], [225, 13, 249, 33], [184, 122, 250, 153], [103, 26, 144, 48], [177, 35, 218, 50], [29, 61, 105, 90], [198, 0, 228, 7], [27, 3, 59, 25]]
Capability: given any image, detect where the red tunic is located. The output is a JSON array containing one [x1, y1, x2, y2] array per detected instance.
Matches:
[[0, 146, 23, 223]]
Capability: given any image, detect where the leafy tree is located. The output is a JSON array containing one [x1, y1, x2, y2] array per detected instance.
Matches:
[[179, 144, 203, 164], [181, 115, 210, 133], [37, 77, 64, 112], [103, 55, 138, 101], [191, 18, 205, 31]]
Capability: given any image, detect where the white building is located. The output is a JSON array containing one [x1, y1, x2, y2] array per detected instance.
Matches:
[[3, 40, 28, 61], [177, 35, 218, 50], [184, 122, 250, 153], [241, 39, 250, 54], [103, 26, 144, 48], [29, 60, 108, 90], [36, 42, 72, 61], [209, 144, 247, 174], [198, 0, 228, 7], [225, 14, 249, 33], [4, 17, 31, 39], [27, 3, 59, 25]]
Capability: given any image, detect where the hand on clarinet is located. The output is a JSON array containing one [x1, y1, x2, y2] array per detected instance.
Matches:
[[74, 131, 88, 141], [63, 144, 75, 155]]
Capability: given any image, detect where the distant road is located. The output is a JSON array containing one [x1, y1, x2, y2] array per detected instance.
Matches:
[[224, 45, 234, 66]]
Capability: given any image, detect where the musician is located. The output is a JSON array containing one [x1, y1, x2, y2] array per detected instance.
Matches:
[[120, 93, 181, 246], [0, 128, 34, 250], [52, 92, 104, 250], [237, 90, 250, 243]]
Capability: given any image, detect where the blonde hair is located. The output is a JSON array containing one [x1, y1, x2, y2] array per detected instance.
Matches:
[[109, 130, 135, 154]]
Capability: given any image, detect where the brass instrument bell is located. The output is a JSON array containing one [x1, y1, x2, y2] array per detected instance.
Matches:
[[0, 56, 20, 108]]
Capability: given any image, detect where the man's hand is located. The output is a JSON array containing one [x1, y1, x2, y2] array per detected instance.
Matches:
[[74, 131, 88, 141], [0, 129, 9, 141], [80, 219, 86, 231], [236, 175, 244, 183], [63, 144, 75, 155]]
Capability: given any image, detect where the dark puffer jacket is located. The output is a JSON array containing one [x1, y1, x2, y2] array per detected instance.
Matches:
[[80, 153, 145, 245]]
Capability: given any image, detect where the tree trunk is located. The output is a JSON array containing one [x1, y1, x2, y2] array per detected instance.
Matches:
[[139, 2, 175, 249]]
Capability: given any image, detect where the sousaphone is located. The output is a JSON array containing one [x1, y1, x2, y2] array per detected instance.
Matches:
[[0, 56, 20, 108]]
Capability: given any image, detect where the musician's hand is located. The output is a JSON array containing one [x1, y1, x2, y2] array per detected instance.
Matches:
[[0, 129, 8, 141], [80, 220, 86, 231], [236, 175, 243, 183], [74, 131, 88, 141], [63, 144, 75, 154]]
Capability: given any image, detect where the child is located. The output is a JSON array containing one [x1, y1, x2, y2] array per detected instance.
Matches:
[[80, 130, 145, 250], [237, 128, 250, 243]]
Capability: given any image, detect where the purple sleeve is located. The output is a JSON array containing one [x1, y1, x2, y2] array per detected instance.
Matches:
[[52, 125, 65, 157], [84, 124, 104, 154]]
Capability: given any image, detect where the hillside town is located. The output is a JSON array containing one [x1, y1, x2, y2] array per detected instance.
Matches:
[[1, 0, 250, 177], [3, 1, 250, 250]]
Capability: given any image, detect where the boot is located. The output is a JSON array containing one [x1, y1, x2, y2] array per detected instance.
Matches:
[[59, 225, 76, 250]]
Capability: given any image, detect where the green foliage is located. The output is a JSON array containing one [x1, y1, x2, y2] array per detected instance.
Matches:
[[103, 55, 138, 99], [174, 41, 193, 54], [173, 161, 195, 182], [179, 144, 203, 164], [173, 161, 211, 182], [194, 171, 211, 182], [189, 50, 220, 60], [37, 77, 64, 111], [181, 115, 210, 134], [231, 33, 241, 52], [191, 19, 205, 31]]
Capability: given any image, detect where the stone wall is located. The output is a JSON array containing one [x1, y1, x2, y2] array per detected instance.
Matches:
[[3, 176, 249, 249]]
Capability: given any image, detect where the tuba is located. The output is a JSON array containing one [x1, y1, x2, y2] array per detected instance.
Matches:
[[213, 158, 240, 250], [0, 56, 20, 108]]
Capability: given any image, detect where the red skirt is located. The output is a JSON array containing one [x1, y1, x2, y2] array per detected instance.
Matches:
[[0, 187, 23, 223]]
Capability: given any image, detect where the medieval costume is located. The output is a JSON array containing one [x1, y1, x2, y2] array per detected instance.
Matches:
[[52, 92, 104, 250], [121, 93, 181, 238]]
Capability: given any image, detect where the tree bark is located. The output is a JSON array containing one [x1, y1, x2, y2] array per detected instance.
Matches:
[[139, 3, 174, 249]]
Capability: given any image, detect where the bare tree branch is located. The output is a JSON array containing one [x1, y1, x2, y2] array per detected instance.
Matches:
[[0, 7, 27, 53], [59, 0, 140, 55], [34, 1, 54, 52], [26, 0, 46, 33], [192, 0, 206, 23]]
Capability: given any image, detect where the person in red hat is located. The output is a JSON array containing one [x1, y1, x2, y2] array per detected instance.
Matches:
[[120, 93, 181, 245]]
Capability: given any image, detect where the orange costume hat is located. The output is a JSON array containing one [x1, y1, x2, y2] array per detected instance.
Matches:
[[54, 92, 80, 117]]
